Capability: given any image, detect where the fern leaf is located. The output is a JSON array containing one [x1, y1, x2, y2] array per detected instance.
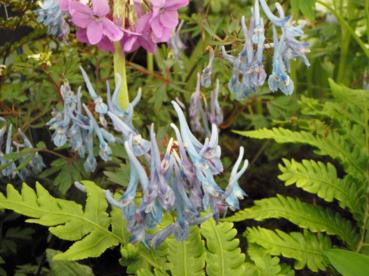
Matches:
[[200, 220, 245, 276], [167, 226, 205, 276], [245, 244, 293, 276], [0, 182, 123, 260], [46, 249, 94, 276], [227, 195, 359, 249], [246, 227, 331, 272], [278, 159, 365, 221], [236, 128, 368, 183]]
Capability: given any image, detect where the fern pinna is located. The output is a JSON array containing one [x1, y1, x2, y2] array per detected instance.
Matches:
[[230, 79, 369, 273]]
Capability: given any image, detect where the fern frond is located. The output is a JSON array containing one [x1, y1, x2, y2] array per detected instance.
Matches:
[[245, 244, 294, 276], [278, 159, 365, 221], [200, 220, 245, 276], [227, 195, 359, 248], [46, 249, 94, 276], [236, 128, 368, 183], [167, 226, 205, 276], [246, 227, 331, 272], [0, 182, 123, 260]]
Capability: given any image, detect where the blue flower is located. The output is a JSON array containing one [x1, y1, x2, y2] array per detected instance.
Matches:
[[268, 26, 294, 95], [35, 0, 69, 38], [80, 66, 108, 115], [200, 48, 215, 88]]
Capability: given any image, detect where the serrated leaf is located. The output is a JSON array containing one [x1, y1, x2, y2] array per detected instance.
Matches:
[[46, 249, 94, 276], [167, 226, 205, 276], [227, 195, 359, 249], [201, 220, 245, 276], [0, 181, 123, 261], [246, 227, 331, 272]]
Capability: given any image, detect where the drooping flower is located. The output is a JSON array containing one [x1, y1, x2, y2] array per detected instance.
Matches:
[[200, 48, 215, 88], [268, 26, 294, 95], [69, 0, 123, 45]]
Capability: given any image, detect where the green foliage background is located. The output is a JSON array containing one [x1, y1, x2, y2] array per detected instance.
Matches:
[[0, 0, 368, 275]]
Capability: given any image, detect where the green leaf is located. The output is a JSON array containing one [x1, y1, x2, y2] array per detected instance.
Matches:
[[236, 128, 368, 184], [227, 195, 359, 249], [278, 159, 364, 222], [167, 226, 205, 276], [46, 249, 94, 276], [295, 0, 316, 20], [0, 181, 123, 260], [246, 227, 331, 272], [324, 249, 369, 276], [245, 244, 293, 276], [201, 220, 246, 276]]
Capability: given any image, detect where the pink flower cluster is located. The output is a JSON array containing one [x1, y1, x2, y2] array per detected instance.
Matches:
[[60, 0, 189, 53]]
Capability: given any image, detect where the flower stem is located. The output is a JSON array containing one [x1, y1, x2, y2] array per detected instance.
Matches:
[[113, 0, 129, 111], [147, 52, 154, 73], [114, 42, 130, 110]]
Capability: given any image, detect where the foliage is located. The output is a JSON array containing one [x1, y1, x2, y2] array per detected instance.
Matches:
[[0, 181, 248, 275], [0, 0, 368, 274], [232, 80, 369, 273]]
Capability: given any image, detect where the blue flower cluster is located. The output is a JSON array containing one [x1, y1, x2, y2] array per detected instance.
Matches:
[[222, 0, 310, 99], [189, 50, 224, 135], [0, 118, 45, 180], [106, 99, 247, 248], [35, 0, 69, 38], [48, 67, 142, 172]]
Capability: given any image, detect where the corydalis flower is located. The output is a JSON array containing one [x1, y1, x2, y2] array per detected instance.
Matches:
[[189, 75, 224, 134], [0, 121, 45, 179], [222, 0, 309, 98], [105, 101, 247, 248], [200, 47, 215, 88], [268, 26, 294, 95], [35, 0, 69, 38]]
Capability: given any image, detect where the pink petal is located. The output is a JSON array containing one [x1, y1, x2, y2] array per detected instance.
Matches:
[[59, 0, 70, 12], [123, 36, 139, 53], [92, 0, 110, 17], [70, 1, 91, 14], [153, 27, 171, 43], [72, 12, 92, 28], [166, 0, 189, 10], [150, 18, 163, 39], [87, 21, 103, 44], [102, 18, 123, 41], [76, 28, 88, 43], [159, 11, 178, 29], [97, 36, 115, 52]]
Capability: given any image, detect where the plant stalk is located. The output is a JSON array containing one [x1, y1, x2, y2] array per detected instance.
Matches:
[[113, 0, 130, 111]]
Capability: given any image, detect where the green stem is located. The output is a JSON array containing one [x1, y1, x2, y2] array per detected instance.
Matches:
[[113, 0, 129, 111], [317, 0, 369, 58], [114, 43, 129, 110], [147, 52, 154, 73], [365, 0, 369, 43]]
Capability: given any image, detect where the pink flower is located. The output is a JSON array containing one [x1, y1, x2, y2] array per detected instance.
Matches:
[[69, 0, 123, 45], [76, 28, 115, 53], [150, 0, 189, 43], [123, 13, 157, 53]]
